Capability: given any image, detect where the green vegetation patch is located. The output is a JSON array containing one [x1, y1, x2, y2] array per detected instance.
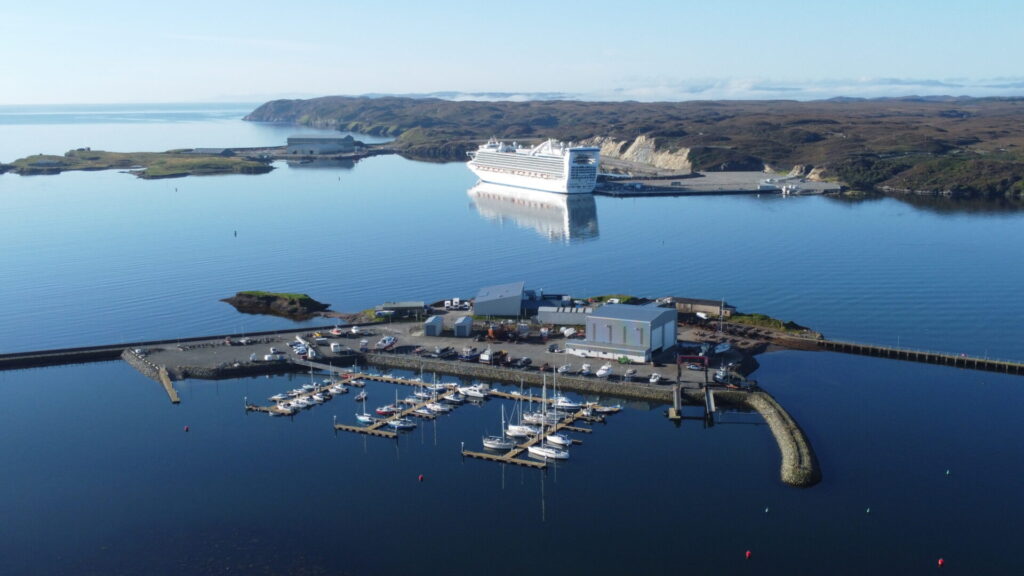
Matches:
[[729, 313, 814, 334], [238, 291, 313, 301], [9, 149, 272, 178]]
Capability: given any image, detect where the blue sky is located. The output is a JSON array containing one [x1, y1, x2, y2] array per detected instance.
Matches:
[[2, 0, 1021, 104]]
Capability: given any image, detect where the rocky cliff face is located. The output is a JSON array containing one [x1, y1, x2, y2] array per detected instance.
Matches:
[[584, 135, 693, 172]]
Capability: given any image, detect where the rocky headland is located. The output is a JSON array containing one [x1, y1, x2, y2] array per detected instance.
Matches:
[[221, 291, 331, 320], [244, 95, 1024, 199]]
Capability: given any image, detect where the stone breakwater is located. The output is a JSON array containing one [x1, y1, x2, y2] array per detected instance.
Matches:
[[716, 389, 822, 487], [366, 354, 819, 487], [121, 348, 163, 382]]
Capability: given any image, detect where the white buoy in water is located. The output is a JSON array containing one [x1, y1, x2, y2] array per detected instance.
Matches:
[[866, 507, 871, 514]]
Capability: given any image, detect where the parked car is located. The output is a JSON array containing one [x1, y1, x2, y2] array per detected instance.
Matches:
[[512, 357, 532, 369]]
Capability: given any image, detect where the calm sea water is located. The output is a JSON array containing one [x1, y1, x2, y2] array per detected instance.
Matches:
[[1, 105, 1022, 575]]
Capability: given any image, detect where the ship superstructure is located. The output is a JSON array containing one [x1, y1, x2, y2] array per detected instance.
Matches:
[[467, 138, 600, 194]]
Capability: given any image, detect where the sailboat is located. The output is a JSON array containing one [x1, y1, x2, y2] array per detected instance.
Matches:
[[355, 393, 377, 424], [527, 442, 570, 460], [506, 393, 540, 437], [375, 388, 400, 415], [383, 389, 416, 430], [483, 405, 516, 450], [528, 419, 570, 460]]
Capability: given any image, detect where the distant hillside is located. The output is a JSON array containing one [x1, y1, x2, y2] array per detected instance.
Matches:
[[244, 96, 1024, 197]]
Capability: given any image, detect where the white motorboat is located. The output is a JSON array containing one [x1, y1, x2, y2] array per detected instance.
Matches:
[[375, 403, 400, 416], [292, 397, 313, 409], [426, 402, 451, 414], [506, 423, 540, 437], [546, 432, 572, 447], [301, 383, 316, 391], [329, 384, 349, 395], [376, 335, 397, 350], [595, 363, 613, 378], [269, 393, 288, 402], [580, 363, 592, 376], [272, 403, 294, 416], [552, 396, 584, 410], [444, 393, 466, 404], [386, 417, 417, 430], [624, 369, 637, 381], [309, 393, 327, 404], [649, 373, 662, 384], [556, 364, 573, 374], [527, 443, 570, 460], [458, 383, 490, 398], [592, 403, 622, 414]]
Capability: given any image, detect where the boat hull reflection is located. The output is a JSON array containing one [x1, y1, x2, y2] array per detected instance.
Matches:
[[468, 183, 599, 242]]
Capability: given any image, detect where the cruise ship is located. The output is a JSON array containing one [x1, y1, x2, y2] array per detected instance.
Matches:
[[466, 138, 600, 194]]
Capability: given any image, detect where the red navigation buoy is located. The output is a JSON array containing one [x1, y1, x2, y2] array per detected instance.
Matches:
[[418, 474, 424, 482], [183, 425, 189, 432], [938, 558, 944, 567], [745, 550, 752, 560]]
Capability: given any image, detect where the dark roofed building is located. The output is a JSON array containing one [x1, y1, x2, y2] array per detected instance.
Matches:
[[474, 281, 526, 317], [286, 135, 357, 155]]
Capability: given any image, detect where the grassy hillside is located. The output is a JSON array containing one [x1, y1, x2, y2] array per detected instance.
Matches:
[[245, 96, 1024, 197], [8, 149, 273, 178]]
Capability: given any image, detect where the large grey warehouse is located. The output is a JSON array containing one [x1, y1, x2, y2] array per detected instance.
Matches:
[[565, 304, 677, 363]]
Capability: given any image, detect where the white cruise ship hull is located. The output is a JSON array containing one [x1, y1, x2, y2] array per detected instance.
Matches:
[[468, 164, 592, 194]]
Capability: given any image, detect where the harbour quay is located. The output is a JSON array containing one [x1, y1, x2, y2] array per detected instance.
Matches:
[[596, 171, 842, 197], [114, 319, 821, 487]]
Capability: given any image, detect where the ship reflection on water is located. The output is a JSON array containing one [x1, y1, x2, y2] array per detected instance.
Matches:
[[468, 182, 599, 242]]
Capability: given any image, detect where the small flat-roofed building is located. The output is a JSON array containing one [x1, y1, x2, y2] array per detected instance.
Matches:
[[565, 304, 677, 363], [376, 301, 427, 319], [286, 135, 357, 155], [453, 316, 474, 338], [662, 297, 735, 318], [423, 315, 444, 337], [473, 281, 526, 318]]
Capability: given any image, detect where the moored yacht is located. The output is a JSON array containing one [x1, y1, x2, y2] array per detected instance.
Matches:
[[527, 442, 570, 460]]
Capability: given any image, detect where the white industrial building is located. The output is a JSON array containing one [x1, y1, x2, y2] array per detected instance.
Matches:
[[565, 304, 677, 363]]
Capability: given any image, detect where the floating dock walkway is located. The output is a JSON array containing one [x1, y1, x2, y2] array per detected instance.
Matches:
[[331, 387, 455, 439], [461, 406, 604, 470]]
